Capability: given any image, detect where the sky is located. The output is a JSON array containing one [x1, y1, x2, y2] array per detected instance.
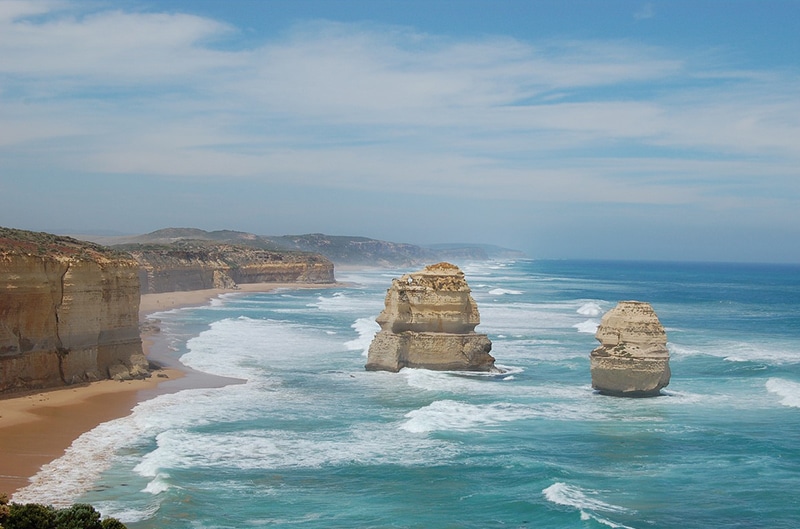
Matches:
[[1, 0, 799, 263]]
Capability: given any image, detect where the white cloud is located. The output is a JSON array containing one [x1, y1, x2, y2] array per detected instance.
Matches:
[[1, 1, 798, 225], [0, 5, 238, 82], [0, 0, 59, 21]]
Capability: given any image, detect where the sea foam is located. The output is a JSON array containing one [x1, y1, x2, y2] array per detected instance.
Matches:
[[344, 316, 380, 356], [543, 482, 636, 529], [573, 319, 599, 334], [487, 288, 524, 296], [400, 399, 537, 433], [669, 340, 800, 365], [766, 378, 800, 408], [577, 301, 604, 316], [134, 424, 459, 474]]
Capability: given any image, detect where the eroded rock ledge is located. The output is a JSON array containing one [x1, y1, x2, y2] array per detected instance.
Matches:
[[0, 227, 147, 394], [366, 262, 495, 372], [590, 300, 671, 397]]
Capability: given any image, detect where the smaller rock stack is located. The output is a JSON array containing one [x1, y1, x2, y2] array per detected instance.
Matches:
[[366, 262, 495, 372], [590, 301, 670, 397]]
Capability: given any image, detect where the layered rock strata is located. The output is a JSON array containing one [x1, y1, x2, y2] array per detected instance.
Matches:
[[124, 242, 335, 294], [0, 228, 147, 394], [590, 300, 670, 397], [366, 262, 495, 372]]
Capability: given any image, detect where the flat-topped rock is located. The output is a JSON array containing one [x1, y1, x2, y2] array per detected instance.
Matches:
[[590, 300, 670, 397], [366, 263, 495, 372]]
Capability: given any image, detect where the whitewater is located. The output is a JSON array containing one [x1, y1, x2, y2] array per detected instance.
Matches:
[[14, 259, 800, 528]]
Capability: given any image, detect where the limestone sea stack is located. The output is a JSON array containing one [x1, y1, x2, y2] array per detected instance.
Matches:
[[366, 262, 495, 372], [590, 300, 670, 397]]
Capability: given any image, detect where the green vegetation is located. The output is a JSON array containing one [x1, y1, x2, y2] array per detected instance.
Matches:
[[0, 495, 127, 529], [0, 227, 129, 260]]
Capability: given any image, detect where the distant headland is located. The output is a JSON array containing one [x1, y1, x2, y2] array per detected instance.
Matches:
[[74, 227, 527, 268]]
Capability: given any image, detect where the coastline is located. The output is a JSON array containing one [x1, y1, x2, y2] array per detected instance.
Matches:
[[0, 281, 340, 498]]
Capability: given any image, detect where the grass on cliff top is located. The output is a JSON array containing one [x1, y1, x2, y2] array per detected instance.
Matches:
[[115, 239, 327, 262], [0, 226, 130, 260]]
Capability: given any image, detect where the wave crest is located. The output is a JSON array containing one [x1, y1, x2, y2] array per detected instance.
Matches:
[[577, 302, 603, 317], [543, 482, 636, 529], [766, 378, 800, 408]]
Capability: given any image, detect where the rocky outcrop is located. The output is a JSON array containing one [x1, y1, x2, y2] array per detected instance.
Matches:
[[0, 228, 147, 394], [122, 241, 335, 294], [590, 301, 670, 397], [366, 262, 495, 372]]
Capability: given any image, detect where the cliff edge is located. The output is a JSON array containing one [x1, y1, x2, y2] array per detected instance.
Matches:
[[0, 227, 147, 394]]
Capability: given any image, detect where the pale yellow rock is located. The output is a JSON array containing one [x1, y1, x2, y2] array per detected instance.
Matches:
[[127, 243, 334, 294], [590, 300, 670, 397], [366, 263, 495, 372], [0, 229, 144, 394]]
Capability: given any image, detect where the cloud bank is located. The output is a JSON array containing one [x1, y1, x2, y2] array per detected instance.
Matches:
[[1, 1, 798, 261]]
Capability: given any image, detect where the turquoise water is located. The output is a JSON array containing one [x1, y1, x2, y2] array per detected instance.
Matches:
[[15, 260, 800, 528]]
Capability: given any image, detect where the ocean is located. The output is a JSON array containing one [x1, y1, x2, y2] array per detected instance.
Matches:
[[14, 259, 800, 528]]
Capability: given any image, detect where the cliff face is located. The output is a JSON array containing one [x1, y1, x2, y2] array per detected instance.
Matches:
[[366, 262, 495, 372], [590, 300, 671, 397], [0, 228, 146, 394], [123, 242, 335, 294]]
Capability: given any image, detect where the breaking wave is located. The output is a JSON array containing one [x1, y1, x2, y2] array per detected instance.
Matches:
[[543, 482, 637, 529], [766, 378, 800, 408]]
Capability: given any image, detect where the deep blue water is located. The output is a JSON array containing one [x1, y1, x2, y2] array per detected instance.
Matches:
[[15, 259, 800, 528]]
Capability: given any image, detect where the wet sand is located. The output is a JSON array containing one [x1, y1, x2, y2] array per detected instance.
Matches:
[[0, 282, 338, 497]]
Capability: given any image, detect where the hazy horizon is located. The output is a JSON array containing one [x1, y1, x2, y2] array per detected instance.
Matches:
[[2, 1, 798, 263]]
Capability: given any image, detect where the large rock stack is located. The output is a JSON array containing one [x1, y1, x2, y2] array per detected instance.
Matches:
[[366, 262, 495, 372], [590, 301, 670, 397]]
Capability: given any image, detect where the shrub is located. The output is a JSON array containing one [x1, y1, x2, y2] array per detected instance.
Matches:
[[5, 502, 56, 529], [100, 519, 127, 529], [0, 496, 127, 529], [54, 504, 103, 529]]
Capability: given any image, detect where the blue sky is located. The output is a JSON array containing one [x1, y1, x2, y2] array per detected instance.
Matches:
[[1, 1, 798, 262]]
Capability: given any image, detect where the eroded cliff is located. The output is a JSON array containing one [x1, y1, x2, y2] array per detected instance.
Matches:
[[0, 228, 147, 394], [121, 241, 335, 294]]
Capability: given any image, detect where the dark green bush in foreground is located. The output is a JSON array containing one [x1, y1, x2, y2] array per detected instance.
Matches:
[[0, 495, 127, 529]]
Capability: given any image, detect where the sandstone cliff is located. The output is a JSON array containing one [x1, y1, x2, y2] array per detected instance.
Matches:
[[0, 228, 147, 394], [121, 241, 335, 294], [590, 300, 671, 397], [366, 262, 495, 372]]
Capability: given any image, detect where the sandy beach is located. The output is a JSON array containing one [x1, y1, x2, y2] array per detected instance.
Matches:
[[0, 282, 338, 498]]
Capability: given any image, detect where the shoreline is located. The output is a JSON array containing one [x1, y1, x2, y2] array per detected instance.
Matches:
[[1, 281, 340, 498]]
